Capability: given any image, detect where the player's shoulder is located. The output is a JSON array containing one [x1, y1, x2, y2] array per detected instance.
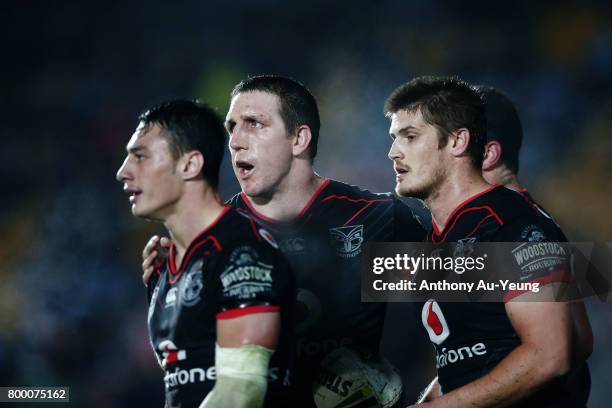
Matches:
[[322, 179, 396, 202], [483, 187, 565, 241], [220, 207, 281, 252], [475, 185, 534, 219]]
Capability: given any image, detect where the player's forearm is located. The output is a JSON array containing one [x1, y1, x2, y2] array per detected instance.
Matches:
[[201, 375, 267, 408], [418, 376, 441, 402], [201, 344, 273, 408], [425, 342, 571, 408], [570, 301, 593, 363]]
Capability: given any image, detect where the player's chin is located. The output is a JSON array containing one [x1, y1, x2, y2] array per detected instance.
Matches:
[[241, 181, 264, 197], [396, 183, 425, 200], [132, 204, 152, 219], [395, 182, 412, 198]]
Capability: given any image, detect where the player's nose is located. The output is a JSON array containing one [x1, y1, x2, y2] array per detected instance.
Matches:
[[229, 128, 247, 151], [116, 157, 132, 182], [388, 140, 402, 161]]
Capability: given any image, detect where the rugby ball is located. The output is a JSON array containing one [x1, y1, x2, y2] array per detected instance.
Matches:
[[313, 346, 403, 408]]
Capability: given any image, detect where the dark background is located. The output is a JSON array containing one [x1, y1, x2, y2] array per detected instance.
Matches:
[[2, 1, 611, 406]]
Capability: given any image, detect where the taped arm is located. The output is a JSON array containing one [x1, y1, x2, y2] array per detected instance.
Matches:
[[200, 312, 280, 408]]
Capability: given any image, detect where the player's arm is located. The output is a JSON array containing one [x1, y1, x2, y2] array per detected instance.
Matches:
[[200, 312, 280, 408], [570, 301, 593, 363], [409, 286, 572, 408], [202, 232, 292, 408], [393, 198, 429, 241], [417, 376, 441, 403]]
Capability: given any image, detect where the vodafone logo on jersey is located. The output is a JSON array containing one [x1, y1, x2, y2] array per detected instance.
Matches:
[[158, 340, 187, 368], [421, 299, 450, 345]]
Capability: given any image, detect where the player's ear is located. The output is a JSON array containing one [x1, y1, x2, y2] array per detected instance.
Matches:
[[179, 150, 205, 180], [449, 128, 470, 157], [482, 141, 502, 170], [292, 125, 312, 158]]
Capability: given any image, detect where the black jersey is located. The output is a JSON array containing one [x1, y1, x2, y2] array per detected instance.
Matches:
[[517, 189, 591, 406], [229, 179, 426, 405], [146, 206, 295, 408], [420, 185, 585, 407]]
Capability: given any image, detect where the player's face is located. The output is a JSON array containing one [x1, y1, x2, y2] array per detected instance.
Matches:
[[226, 91, 294, 198], [116, 122, 182, 220], [388, 109, 447, 200]]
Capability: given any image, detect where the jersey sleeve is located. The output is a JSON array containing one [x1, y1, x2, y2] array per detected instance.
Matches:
[[213, 236, 294, 320], [493, 216, 573, 302], [392, 198, 428, 242]]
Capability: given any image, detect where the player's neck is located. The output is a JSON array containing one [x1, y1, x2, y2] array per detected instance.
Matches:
[[500, 174, 522, 192], [246, 168, 325, 221], [427, 168, 492, 232], [164, 186, 226, 263], [485, 166, 521, 191]]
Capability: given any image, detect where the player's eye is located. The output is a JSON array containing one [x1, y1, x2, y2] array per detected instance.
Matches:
[[134, 153, 145, 161], [247, 119, 263, 129]]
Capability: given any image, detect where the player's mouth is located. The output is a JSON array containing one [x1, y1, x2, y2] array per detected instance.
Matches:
[[235, 160, 255, 179], [394, 165, 409, 180], [124, 186, 142, 204]]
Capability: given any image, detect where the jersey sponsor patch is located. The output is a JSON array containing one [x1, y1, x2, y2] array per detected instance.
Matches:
[[520, 224, 546, 242], [421, 299, 450, 345], [329, 225, 364, 258], [220, 246, 274, 299], [259, 228, 279, 249], [295, 288, 322, 333], [511, 241, 569, 280]]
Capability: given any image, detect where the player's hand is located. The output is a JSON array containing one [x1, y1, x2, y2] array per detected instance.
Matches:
[[142, 235, 171, 285]]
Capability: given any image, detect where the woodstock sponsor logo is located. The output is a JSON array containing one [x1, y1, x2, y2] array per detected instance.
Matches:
[[512, 242, 566, 266], [220, 264, 273, 288]]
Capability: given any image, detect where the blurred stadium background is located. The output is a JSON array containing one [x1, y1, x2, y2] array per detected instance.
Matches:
[[2, 1, 611, 406]]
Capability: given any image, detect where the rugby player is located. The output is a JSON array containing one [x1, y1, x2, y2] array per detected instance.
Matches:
[[385, 76, 587, 407], [142, 76, 426, 406], [116, 100, 295, 407], [416, 86, 593, 405]]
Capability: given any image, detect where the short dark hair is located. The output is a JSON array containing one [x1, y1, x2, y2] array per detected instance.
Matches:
[[231, 75, 321, 160], [139, 100, 226, 190], [384, 76, 486, 168], [477, 86, 522, 173]]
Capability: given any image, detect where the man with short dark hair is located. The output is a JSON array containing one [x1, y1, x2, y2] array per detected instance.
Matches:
[[386, 76, 582, 407], [117, 100, 296, 407], [142, 76, 426, 407]]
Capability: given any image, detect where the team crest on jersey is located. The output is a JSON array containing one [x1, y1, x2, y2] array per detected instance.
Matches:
[[181, 260, 204, 307], [454, 237, 477, 258], [329, 225, 364, 258]]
